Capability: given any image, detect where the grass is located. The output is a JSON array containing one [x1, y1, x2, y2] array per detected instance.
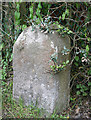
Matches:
[[1, 62, 90, 119], [2, 78, 69, 118], [2, 80, 42, 118], [1, 57, 89, 119], [1, 59, 69, 118]]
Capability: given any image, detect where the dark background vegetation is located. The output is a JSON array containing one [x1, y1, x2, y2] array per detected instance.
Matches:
[[1, 2, 91, 118]]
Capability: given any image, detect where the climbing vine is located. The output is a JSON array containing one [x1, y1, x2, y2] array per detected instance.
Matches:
[[1, 2, 91, 118], [11, 2, 91, 96], [1, 2, 91, 99], [27, 2, 91, 97]]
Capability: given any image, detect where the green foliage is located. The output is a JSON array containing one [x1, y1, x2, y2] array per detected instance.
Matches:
[[2, 80, 44, 118], [15, 11, 20, 20], [49, 49, 69, 74], [75, 56, 79, 62], [76, 84, 90, 96], [53, 21, 73, 35], [2, 2, 91, 118], [62, 9, 69, 20], [51, 111, 69, 119], [15, 3, 20, 26], [29, 3, 34, 19], [86, 45, 89, 52], [21, 24, 27, 31]]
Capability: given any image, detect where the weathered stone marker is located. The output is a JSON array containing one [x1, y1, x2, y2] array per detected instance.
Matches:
[[13, 26, 70, 114]]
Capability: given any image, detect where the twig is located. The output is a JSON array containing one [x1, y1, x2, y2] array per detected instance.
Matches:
[[0, 28, 13, 41], [82, 21, 91, 27], [69, 35, 77, 66], [70, 72, 81, 90]]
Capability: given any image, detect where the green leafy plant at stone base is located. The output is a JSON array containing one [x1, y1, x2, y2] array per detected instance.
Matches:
[[2, 79, 69, 118]]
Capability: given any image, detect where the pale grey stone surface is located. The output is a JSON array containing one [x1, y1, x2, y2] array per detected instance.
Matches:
[[13, 26, 70, 115]]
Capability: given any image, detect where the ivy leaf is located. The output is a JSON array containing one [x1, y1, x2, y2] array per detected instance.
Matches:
[[38, 3, 42, 9], [15, 11, 20, 20], [29, 5, 33, 19], [86, 45, 89, 52], [88, 82, 91, 86], [50, 65, 55, 70], [1, 81, 7, 86], [22, 25, 27, 31], [74, 62, 78, 66], [68, 30, 73, 34], [76, 3, 80, 8], [9, 54, 13, 62], [15, 19, 20, 25], [89, 92, 91, 96], [62, 13, 65, 20], [29, 7, 33, 13], [36, 9, 41, 17], [59, 16, 61, 20], [66, 60, 69, 64], [76, 84, 80, 89], [83, 92, 87, 96], [87, 37, 91, 41], [65, 9, 69, 16], [76, 91, 80, 95], [75, 56, 79, 61], [36, 18, 41, 24], [0, 43, 3, 51], [16, 4, 20, 12]]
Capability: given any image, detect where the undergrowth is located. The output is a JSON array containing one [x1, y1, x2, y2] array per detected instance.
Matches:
[[2, 79, 69, 118], [1, 2, 91, 119]]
